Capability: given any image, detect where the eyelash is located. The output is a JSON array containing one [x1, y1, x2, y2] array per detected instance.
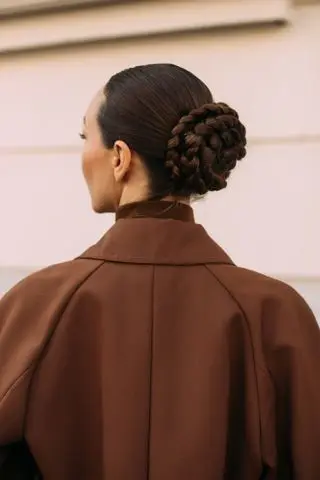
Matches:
[[79, 133, 86, 140]]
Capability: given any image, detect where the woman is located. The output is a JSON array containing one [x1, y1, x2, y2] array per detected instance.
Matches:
[[0, 64, 319, 479]]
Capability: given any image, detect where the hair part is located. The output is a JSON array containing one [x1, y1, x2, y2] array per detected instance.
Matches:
[[97, 63, 247, 198]]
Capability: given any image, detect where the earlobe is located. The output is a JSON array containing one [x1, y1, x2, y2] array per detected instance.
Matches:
[[113, 141, 132, 183]]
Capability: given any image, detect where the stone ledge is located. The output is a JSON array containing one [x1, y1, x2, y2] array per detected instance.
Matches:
[[0, 0, 119, 17], [0, 0, 290, 54]]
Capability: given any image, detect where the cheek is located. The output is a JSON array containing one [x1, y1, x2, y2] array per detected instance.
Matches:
[[81, 141, 106, 188], [81, 143, 114, 195], [81, 145, 94, 185]]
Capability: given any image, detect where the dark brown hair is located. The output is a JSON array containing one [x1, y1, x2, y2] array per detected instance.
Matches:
[[98, 63, 247, 197]]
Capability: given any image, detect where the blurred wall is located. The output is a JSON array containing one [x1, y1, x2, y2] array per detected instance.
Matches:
[[0, 0, 319, 317]]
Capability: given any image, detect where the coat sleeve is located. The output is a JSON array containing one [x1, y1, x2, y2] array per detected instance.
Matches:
[[263, 284, 320, 478], [0, 260, 102, 463]]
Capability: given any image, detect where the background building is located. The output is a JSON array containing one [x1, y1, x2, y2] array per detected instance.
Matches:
[[0, 0, 319, 320]]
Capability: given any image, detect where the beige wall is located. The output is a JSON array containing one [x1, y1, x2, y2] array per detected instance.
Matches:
[[0, 1, 319, 314]]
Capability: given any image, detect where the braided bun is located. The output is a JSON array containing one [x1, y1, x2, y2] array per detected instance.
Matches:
[[165, 102, 247, 196]]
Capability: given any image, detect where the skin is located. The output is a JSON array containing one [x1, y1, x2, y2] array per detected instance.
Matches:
[[81, 89, 189, 213]]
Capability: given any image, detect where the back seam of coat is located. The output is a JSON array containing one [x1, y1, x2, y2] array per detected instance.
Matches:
[[146, 265, 156, 479], [204, 264, 265, 472]]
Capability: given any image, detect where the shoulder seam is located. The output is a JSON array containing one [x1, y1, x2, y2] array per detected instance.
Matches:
[[22, 259, 106, 433], [0, 260, 105, 418], [0, 367, 32, 409], [204, 264, 265, 464]]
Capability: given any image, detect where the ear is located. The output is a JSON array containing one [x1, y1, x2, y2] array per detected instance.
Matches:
[[112, 140, 132, 183]]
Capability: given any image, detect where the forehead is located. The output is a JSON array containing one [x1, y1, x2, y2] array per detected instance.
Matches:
[[84, 89, 105, 127]]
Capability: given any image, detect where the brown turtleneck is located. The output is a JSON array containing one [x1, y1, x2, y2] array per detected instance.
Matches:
[[0, 201, 319, 479], [116, 200, 194, 222]]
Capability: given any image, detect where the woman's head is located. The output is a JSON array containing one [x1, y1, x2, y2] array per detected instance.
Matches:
[[81, 63, 247, 212]]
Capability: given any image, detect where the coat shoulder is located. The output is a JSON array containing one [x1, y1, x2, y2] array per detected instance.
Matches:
[[207, 263, 317, 333], [1, 257, 104, 305], [0, 257, 105, 409], [209, 263, 309, 307]]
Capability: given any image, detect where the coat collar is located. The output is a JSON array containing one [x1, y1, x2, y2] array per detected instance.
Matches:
[[79, 201, 234, 266]]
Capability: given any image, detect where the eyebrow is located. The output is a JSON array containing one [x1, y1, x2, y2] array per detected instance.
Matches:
[[83, 116, 87, 126]]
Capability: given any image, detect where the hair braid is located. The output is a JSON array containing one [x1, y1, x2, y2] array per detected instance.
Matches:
[[165, 102, 247, 196]]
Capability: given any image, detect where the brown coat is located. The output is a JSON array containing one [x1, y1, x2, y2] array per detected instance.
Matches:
[[0, 201, 319, 480]]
